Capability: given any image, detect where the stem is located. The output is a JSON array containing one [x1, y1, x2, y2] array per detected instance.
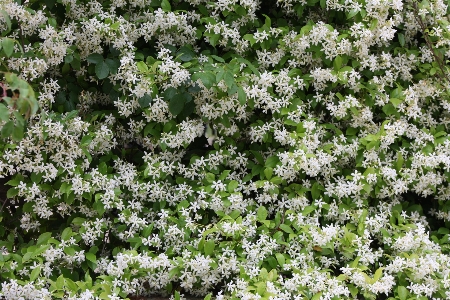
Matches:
[[0, 198, 9, 213], [412, 2, 450, 86]]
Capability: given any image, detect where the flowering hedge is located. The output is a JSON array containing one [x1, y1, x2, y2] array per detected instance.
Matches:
[[1, 0, 450, 299]]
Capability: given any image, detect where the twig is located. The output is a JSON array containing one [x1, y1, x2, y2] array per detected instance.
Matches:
[[0, 198, 9, 213], [411, 2, 450, 86]]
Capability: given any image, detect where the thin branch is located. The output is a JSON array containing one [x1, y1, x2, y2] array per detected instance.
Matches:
[[0, 198, 9, 213], [411, 2, 450, 86]]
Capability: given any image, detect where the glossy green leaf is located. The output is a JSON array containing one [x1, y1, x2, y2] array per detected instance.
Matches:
[[0, 10, 12, 36], [136, 61, 148, 73], [177, 46, 195, 61], [161, 0, 171, 11], [30, 266, 41, 281], [138, 94, 152, 108], [85, 252, 97, 263], [11, 124, 23, 141], [204, 239, 215, 256], [279, 224, 294, 234], [311, 182, 321, 200], [192, 72, 215, 89], [398, 33, 405, 46], [2, 37, 14, 57], [105, 58, 120, 74], [228, 180, 238, 192], [203, 294, 212, 300], [224, 71, 234, 88], [86, 53, 103, 64], [275, 253, 285, 267], [397, 286, 407, 300], [168, 94, 185, 115], [1, 120, 13, 138], [0, 103, 9, 121], [257, 206, 268, 221], [95, 61, 109, 79]]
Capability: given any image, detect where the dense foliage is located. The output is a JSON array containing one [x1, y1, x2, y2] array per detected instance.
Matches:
[[1, 0, 450, 299]]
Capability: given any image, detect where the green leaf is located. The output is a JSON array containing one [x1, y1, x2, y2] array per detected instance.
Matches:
[[93, 200, 105, 215], [37, 232, 52, 246], [208, 34, 220, 47], [110, 22, 120, 30], [61, 227, 72, 240], [227, 180, 238, 192], [395, 152, 404, 171], [237, 86, 246, 105], [346, 127, 358, 135], [204, 239, 215, 256], [11, 124, 23, 141], [255, 282, 266, 296], [370, 18, 378, 30], [398, 33, 405, 47], [236, 57, 260, 76], [72, 217, 86, 226], [262, 14, 271, 28], [138, 94, 152, 108], [85, 252, 97, 263], [397, 286, 407, 300], [235, 5, 246, 15], [243, 34, 256, 46], [168, 94, 185, 115], [333, 55, 342, 70], [275, 253, 285, 267], [30, 266, 41, 281], [80, 135, 92, 146], [56, 275, 65, 289], [64, 54, 73, 64], [136, 61, 148, 73], [70, 53, 81, 70], [104, 58, 120, 74], [161, 0, 171, 11], [257, 206, 268, 221], [389, 98, 402, 107], [0, 103, 9, 121], [174, 291, 181, 300], [382, 103, 397, 116], [1, 120, 14, 138], [302, 205, 316, 216], [311, 182, 321, 200], [224, 71, 234, 88], [210, 55, 225, 63], [264, 167, 273, 180], [229, 210, 240, 219], [347, 9, 359, 19], [0, 10, 12, 36], [86, 53, 103, 64], [265, 156, 279, 168], [203, 294, 212, 300], [95, 61, 109, 79], [279, 224, 294, 234], [6, 187, 18, 198], [2, 38, 14, 57], [31, 172, 42, 183], [216, 69, 225, 82], [163, 87, 177, 100], [348, 284, 358, 297], [177, 46, 195, 62], [192, 72, 215, 89], [373, 267, 383, 281]]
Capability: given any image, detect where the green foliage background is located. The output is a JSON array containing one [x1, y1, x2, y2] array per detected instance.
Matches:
[[0, 0, 450, 299]]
